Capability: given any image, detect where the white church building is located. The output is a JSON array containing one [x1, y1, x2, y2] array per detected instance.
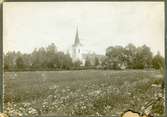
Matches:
[[68, 27, 86, 66]]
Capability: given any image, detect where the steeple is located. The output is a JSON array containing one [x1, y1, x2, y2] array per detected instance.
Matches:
[[74, 26, 80, 46]]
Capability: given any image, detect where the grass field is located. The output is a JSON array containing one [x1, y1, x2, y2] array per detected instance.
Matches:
[[4, 70, 164, 116]]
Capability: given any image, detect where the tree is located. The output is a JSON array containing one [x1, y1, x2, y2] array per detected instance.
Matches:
[[46, 43, 57, 69], [46, 43, 57, 54], [4, 51, 18, 70], [124, 43, 137, 69], [105, 44, 153, 69], [22, 54, 32, 69], [133, 45, 153, 69], [105, 46, 125, 69], [31, 48, 41, 69], [38, 47, 47, 68], [73, 60, 82, 67], [141, 45, 153, 68], [94, 57, 99, 66], [152, 52, 164, 69], [85, 57, 91, 66], [62, 54, 73, 69], [16, 56, 24, 69]]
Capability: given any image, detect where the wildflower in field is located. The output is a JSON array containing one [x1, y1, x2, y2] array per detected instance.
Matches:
[[27, 107, 38, 115], [53, 95, 58, 99], [49, 85, 59, 90], [95, 112, 102, 116], [22, 102, 31, 108]]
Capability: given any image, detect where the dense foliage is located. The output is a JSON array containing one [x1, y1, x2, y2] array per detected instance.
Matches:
[[104, 44, 164, 70], [4, 43, 73, 71], [4, 43, 164, 71]]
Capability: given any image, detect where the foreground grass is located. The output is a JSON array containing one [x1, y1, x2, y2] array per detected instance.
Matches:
[[4, 70, 164, 116]]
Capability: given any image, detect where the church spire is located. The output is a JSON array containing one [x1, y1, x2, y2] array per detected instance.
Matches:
[[74, 26, 80, 46]]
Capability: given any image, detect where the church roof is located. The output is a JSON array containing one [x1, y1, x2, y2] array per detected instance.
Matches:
[[73, 27, 81, 46]]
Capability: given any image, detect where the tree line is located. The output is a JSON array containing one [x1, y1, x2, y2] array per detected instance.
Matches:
[[104, 44, 164, 70], [4, 43, 164, 71], [4, 43, 73, 71]]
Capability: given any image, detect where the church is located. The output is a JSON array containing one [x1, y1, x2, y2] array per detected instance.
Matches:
[[69, 27, 86, 66], [68, 27, 105, 67]]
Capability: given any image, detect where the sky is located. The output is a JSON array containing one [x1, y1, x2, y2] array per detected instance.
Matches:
[[3, 2, 164, 56]]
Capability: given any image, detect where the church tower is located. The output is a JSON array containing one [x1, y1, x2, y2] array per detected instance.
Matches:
[[73, 27, 81, 46]]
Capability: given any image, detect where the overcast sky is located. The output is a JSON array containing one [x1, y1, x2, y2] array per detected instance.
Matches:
[[3, 2, 164, 56]]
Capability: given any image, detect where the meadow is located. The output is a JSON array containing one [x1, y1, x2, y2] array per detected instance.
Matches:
[[4, 70, 164, 116]]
